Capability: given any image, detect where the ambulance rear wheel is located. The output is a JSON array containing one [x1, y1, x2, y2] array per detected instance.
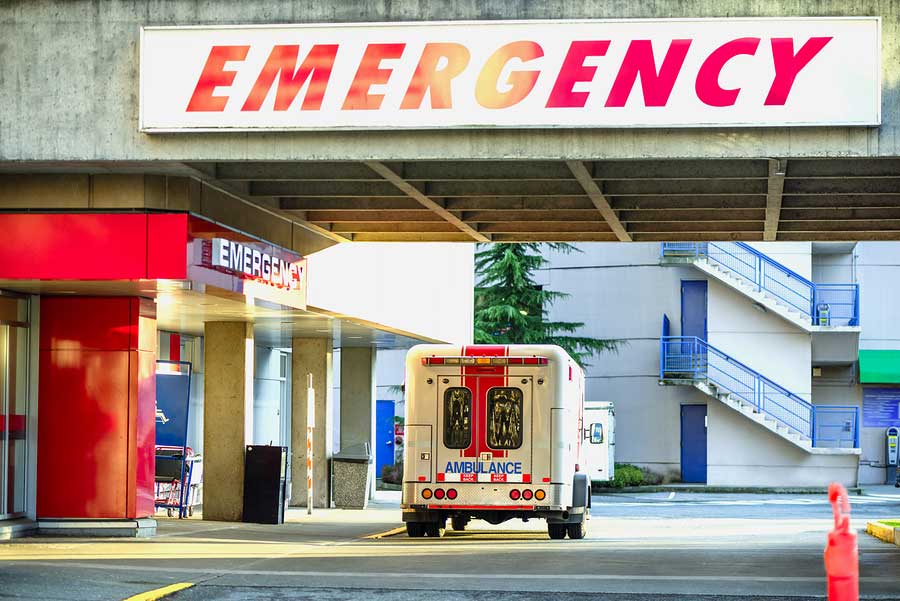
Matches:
[[425, 520, 446, 538], [451, 517, 468, 531], [406, 522, 426, 538], [567, 520, 587, 540], [548, 523, 567, 539]]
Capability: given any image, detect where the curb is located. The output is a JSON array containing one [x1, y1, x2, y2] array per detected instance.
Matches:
[[595, 486, 863, 495], [866, 521, 900, 547]]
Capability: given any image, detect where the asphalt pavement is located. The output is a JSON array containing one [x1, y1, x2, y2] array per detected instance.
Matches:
[[0, 489, 898, 601]]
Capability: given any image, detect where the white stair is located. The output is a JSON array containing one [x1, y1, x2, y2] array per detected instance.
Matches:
[[689, 258, 859, 334], [688, 380, 859, 456]]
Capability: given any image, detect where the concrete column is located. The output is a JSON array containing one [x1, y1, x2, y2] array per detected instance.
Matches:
[[340, 347, 376, 495], [290, 337, 333, 508], [203, 321, 254, 522]]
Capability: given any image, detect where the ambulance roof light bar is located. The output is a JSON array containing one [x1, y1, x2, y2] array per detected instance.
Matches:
[[422, 356, 549, 366]]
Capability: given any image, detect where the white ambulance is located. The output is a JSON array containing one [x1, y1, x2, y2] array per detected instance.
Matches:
[[401, 344, 614, 539]]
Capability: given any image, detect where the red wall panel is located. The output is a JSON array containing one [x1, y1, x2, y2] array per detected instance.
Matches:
[[148, 214, 188, 280], [0, 214, 148, 280], [38, 350, 131, 518], [40, 297, 138, 351], [0, 213, 188, 280], [37, 297, 157, 520]]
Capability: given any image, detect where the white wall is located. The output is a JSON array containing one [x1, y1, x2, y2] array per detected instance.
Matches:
[[306, 243, 474, 345], [540, 241, 861, 486], [707, 400, 858, 487], [707, 279, 812, 400], [746, 242, 813, 280]]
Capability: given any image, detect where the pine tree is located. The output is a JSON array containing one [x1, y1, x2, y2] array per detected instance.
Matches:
[[474, 243, 620, 367]]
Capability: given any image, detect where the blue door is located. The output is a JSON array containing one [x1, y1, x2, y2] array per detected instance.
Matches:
[[681, 404, 708, 483], [375, 400, 395, 479], [681, 280, 708, 340]]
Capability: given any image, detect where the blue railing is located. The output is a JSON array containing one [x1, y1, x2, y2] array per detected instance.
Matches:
[[659, 329, 860, 449], [661, 242, 859, 326], [812, 406, 861, 449]]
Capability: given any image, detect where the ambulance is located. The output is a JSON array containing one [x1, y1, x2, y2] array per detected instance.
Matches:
[[401, 344, 614, 539]]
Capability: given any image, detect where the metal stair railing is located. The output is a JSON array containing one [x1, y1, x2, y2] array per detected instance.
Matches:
[[661, 242, 859, 326], [661, 334, 814, 440], [659, 333, 860, 448]]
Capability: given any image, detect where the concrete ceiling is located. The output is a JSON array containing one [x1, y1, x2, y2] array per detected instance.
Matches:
[[199, 157, 900, 243], [0, 279, 426, 350]]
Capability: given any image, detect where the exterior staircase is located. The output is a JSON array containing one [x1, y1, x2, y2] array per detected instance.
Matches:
[[660, 242, 859, 333], [659, 316, 860, 455]]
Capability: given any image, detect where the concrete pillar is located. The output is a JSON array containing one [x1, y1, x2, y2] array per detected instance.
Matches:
[[340, 347, 376, 495], [203, 321, 254, 522], [290, 337, 333, 508]]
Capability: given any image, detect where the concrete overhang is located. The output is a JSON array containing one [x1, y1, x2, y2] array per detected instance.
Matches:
[[7, 157, 900, 243]]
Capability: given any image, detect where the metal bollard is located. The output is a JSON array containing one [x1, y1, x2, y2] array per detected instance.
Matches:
[[824, 483, 858, 601]]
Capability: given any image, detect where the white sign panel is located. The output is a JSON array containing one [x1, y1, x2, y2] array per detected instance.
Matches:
[[140, 18, 881, 131]]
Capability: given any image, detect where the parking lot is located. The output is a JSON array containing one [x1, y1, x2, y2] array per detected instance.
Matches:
[[1, 490, 898, 601]]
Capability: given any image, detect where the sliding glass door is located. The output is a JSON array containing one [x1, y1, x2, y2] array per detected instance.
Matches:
[[0, 294, 29, 519]]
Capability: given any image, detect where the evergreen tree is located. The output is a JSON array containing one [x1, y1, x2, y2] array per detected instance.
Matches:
[[474, 243, 620, 367]]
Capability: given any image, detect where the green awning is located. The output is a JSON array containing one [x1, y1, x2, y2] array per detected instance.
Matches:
[[859, 350, 900, 384]]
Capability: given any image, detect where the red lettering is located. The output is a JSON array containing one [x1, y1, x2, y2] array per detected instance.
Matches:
[[342, 43, 406, 110], [475, 41, 544, 109], [765, 37, 832, 106], [241, 44, 338, 111], [186, 45, 250, 112], [695, 37, 760, 107], [401, 43, 471, 110], [605, 39, 692, 107], [546, 41, 610, 109]]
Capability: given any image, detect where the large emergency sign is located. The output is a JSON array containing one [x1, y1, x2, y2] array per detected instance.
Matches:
[[140, 17, 880, 131]]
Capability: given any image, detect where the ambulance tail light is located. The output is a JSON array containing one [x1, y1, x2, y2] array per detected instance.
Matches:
[[422, 356, 548, 366], [434, 488, 445, 500], [422, 488, 433, 500], [522, 489, 534, 501], [509, 489, 521, 500], [447, 488, 458, 500], [535, 490, 546, 501]]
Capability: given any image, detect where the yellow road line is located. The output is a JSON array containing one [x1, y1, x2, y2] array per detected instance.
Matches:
[[362, 526, 406, 539], [122, 582, 194, 601]]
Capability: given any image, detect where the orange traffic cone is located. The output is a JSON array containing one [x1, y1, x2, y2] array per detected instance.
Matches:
[[824, 482, 858, 601]]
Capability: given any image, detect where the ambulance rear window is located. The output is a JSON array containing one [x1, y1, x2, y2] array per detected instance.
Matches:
[[487, 388, 523, 450], [443, 387, 472, 449]]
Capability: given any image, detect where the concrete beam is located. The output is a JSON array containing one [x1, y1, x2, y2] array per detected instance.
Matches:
[[764, 159, 788, 241], [566, 161, 632, 242], [306, 210, 443, 222], [491, 233, 620, 242], [328, 222, 463, 233], [364, 161, 490, 242], [478, 222, 613, 234], [281, 198, 423, 211], [176, 163, 350, 245]]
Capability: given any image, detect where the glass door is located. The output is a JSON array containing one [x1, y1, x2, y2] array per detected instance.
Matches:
[[0, 294, 29, 519]]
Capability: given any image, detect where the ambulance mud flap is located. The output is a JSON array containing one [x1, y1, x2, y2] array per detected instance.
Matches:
[[572, 473, 589, 509], [547, 474, 589, 524]]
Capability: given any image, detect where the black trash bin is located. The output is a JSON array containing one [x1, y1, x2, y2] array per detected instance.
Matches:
[[242, 445, 287, 524]]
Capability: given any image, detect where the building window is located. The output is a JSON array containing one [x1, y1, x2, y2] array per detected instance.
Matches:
[[443, 387, 471, 449], [487, 388, 523, 450]]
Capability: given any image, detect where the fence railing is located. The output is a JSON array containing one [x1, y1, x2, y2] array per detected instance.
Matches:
[[659, 331, 860, 448], [812, 405, 861, 449], [661, 242, 859, 326]]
